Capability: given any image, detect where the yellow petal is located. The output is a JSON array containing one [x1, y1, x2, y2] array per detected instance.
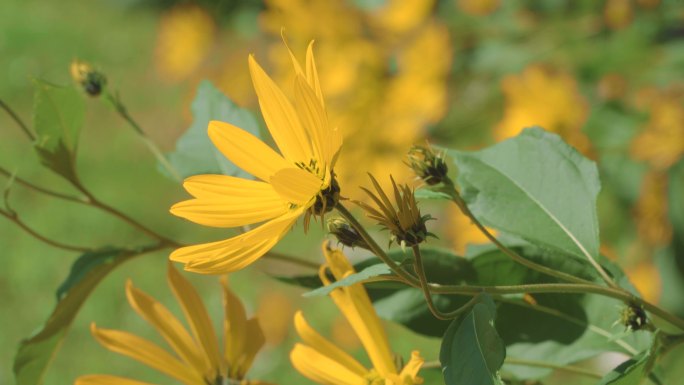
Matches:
[[208, 120, 290, 182], [125, 279, 210, 376], [290, 344, 367, 385], [248, 55, 313, 163], [399, 351, 425, 384], [221, 279, 247, 374], [270, 167, 322, 206], [170, 209, 303, 274], [90, 324, 205, 385], [305, 41, 325, 108], [322, 244, 398, 376], [75, 375, 157, 385], [294, 311, 366, 377], [182, 174, 280, 199], [237, 318, 266, 378], [170, 195, 288, 228], [167, 265, 222, 376], [294, 75, 328, 167]]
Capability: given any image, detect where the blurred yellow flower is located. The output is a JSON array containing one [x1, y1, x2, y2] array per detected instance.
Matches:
[[625, 261, 662, 304], [457, 0, 501, 16], [496, 65, 591, 153], [75, 264, 269, 385], [155, 4, 216, 82], [634, 171, 672, 247], [170, 41, 342, 274], [630, 87, 684, 171], [604, 0, 634, 30], [291, 242, 424, 385], [447, 205, 494, 255], [256, 290, 295, 345], [261, 0, 451, 199]]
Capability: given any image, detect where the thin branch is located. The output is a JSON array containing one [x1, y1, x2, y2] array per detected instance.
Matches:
[[504, 358, 604, 379], [262, 251, 320, 270], [0, 98, 35, 141], [0, 166, 88, 204], [0, 209, 92, 253]]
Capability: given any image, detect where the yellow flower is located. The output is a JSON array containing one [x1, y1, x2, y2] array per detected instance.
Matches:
[[630, 87, 684, 171], [634, 171, 672, 247], [290, 242, 424, 385], [170, 41, 342, 274], [495, 64, 591, 154], [75, 264, 269, 385], [457, 0, 501, 16], [447, 205, 495, 255]]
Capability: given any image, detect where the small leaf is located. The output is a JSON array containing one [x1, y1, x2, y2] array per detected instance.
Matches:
[[12, 246, 153, 385], [453, 127, 601, 264], [32, 81, 85, 181], [165, 80, 260, 179], [302, 264, 391, 297], [597, 352, 649, 385], [440, 294, 506, 385]]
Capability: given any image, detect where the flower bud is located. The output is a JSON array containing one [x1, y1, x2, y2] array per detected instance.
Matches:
[[619, 303, 648, 331], [327, 217, 369, 250], [406, 144, 449, 186], [70, 59, 107, 97]]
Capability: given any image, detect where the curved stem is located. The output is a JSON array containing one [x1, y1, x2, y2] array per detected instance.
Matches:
[[71, 177, 180, 247], [0, 98, 35, 141], [0, 209, 92, 253], [105, 92, 182, 182], [336, 203, 419, 286], [262, 251, 320, 270], [412, 245, 478, 320], [0, 166, 88, 204]]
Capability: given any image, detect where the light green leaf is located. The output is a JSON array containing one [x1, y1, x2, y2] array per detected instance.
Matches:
[[440, 294, 506, 385], [13, 246, 156, 385], [414, 188, 451, 201], [597, 352, 649, 385], [165, 80, 260, 179], [32, 81, 85, 182], [303, 264, 391, 297], [453, 127, 601, 264]]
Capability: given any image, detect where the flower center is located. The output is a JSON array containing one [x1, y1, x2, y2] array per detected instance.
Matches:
[[312, 173, 340, 215]]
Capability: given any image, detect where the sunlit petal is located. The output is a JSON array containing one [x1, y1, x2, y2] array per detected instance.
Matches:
[[270, 167, 322, 205], [170, 196, 288, 228], [182, 174, 280, 199], [290, 344, 366, 385], [75, 375, 157, 385]]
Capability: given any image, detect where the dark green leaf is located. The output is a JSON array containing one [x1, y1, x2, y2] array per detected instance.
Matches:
[[13, 246, 155, 385], [452, 127, 601, 264], [597, 352, 649, 385], [32, 81, 85, 181], [440, 294, 506, 385], [165, 80, 260, 179]]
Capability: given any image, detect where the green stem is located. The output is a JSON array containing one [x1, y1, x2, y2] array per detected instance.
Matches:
[[105, 92, 182, 182], [0, 98, 35, 141], [504, 358, 603, 379], [336, 203, 419, 286], [0, 166, 88, 204], [0, 209, 92, 253], [262, 251, 320, 270], [412, 245, 478, 320]]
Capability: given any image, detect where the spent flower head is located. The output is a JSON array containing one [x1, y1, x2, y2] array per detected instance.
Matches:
[[406, 143, 449, 186], [357, 174, 434, 248], [327, 217, 369, 250], [70, 59, 107, 97]]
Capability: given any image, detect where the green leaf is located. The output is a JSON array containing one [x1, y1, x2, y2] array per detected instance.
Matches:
[[13, 246, 152, 385], [440, 294, 506, 385], [302, 264, 391, 297], [414, 188, 451, 201], [165, 80, 260, 179], [597, 352, 649, 385], [32, 81, 85, 181], [452, 127, 601, 263]]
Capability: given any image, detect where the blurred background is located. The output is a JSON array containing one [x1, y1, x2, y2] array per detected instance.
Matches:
[[1, 0, 683, 383]]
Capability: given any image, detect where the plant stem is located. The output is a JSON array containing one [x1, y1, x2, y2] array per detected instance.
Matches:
[[70, 176, 180, 247], [504, 358, 604, 379], [262, 251, 320, 270], [105, 92, 182, 182], [0, 209, 92, 253], [0, 166, 88, 204], [412, 245, 478, 320], [336, 203, 419, 286], [0, 98, 35, 141]]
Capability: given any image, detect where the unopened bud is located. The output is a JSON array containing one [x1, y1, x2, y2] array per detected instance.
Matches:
[[327, 217, 369, 250], [70, 59, 107, 97], [406, 144, 449, 186], [619, 303, 647, 331]]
